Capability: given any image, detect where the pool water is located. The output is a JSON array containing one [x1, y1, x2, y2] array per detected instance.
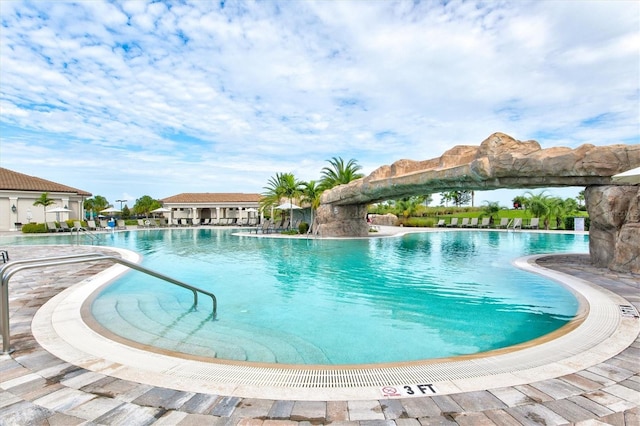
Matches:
[[83, 229, 587, 365]]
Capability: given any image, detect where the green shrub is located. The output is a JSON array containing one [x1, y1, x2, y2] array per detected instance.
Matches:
[[22, 223, 48, 233], [298, 222, 309, 234], [400, 217, 435, 228]]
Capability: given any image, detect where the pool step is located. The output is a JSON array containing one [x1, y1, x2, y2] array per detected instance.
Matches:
[[92, 293, 330, 364]]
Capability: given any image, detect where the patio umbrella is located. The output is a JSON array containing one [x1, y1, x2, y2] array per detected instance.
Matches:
[[47, 206, 73, 222], [275, 202, 301, 229], [151, 207, 172, 213], [612, 166, 640, 184]]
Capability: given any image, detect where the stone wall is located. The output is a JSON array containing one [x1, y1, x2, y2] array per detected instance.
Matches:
[[316, 204, 369, 238], [586, 185, 640, 274]]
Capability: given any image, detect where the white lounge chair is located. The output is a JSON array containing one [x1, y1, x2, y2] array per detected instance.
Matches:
[[525, 218, 539, 229]]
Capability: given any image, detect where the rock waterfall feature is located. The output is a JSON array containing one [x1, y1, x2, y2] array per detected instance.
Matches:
[[315, 132, 639, 272]]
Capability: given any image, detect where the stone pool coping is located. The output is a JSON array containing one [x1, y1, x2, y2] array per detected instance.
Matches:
[[29, 246, 639, 401]]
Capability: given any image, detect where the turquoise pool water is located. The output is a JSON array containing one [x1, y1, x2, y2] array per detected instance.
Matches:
[[4, 229, 589, 365]]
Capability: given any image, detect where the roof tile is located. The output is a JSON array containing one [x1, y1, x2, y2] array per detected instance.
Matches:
[[0, 167, 92, 196]]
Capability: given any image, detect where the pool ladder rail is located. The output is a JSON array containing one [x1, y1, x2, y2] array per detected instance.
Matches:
[[0, 252, 217, 355]]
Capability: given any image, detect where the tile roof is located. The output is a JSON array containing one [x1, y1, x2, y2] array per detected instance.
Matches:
[[0, 167, 92, 196], [161, 193, 262, 203]]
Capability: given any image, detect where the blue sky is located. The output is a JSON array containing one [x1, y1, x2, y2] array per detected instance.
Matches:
[[1, 0, 638, 208]]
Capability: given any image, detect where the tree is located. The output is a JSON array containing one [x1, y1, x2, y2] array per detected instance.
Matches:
[[440, 191, 472, 207], [524, 191, 551, 229], [512, 195, 527, 209], [439, 192, 453, 207], [84, 195, 109, 218], [480, 201, 501, 225], [319, 157, 364, 190], [422, 194, 433, 207], [262, 172, 304, 229], [133, 195, 161, 218], [576, 190, 585, 208], [396, 196, 422, 218], [33, 192, 55, 229], [549, 197, 579, 229], [301, 180, 323, 232]]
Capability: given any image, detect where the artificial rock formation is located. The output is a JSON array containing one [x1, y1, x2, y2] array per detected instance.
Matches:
[[315, 132, 639, 272], [586, 186, 640, 274]]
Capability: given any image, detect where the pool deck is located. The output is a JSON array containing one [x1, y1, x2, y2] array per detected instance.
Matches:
[[0, 228, 638, 425]]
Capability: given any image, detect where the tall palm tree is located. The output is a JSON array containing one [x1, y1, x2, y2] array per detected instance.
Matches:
[[33, 192, 55, 229], [319, 157, 364, 190], [301, 180, 322, 232]]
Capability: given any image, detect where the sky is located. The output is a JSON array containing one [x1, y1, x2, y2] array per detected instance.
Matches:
[[1, 0, 638, 209]]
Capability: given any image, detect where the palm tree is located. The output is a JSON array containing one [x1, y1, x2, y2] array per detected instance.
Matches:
[[301, 180, 322, 233], [319, 157, 364, 190], [33, 192, 55, 229], [262, 172, 304, 229], [480, 201, 501, 225], [84, 195, 109, 219], [525, 190, 551, 229], [576, 190, 585, 208]]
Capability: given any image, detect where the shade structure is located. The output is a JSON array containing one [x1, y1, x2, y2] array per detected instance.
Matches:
[[46, 207, 72, 213], [151, 207, 172, 213], [275, 202, 301, 210], [100, 207, 121, 213], [612, 167, 640, 184]]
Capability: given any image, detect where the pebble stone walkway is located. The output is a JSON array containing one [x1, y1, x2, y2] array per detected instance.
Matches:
[[0, 245, 638, 425]]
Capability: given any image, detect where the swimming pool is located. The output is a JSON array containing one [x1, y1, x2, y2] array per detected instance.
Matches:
[[80, 229, 588, 365]]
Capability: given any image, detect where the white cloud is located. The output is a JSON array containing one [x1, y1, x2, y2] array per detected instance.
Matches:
[[0, 0, 637, 207]]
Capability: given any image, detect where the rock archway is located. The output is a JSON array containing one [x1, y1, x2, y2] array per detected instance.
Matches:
[[316, 132, 640, 273]]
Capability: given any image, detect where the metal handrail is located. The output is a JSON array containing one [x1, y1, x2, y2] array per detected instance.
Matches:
[[1, 253, 217, 354], [72, 227, 100, 245]]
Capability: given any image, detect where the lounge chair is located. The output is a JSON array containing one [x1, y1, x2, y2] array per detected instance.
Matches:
[[513, 218, 522, 229], [460, 218, 470, 227], [192, 218, 200, 226], [496, 218, 509, 229], [446, 218, 459, 227], [137, 219, 146, 228], [467, 217, 478, 228], [253, 219, 272, 234], [99, 220, 109, 230], [58, 222, 72, 232], [116, 220, 126, 230], [47, 222, 62, 232], [73, 221, 86, 231], [86, 220, 98, 231], [479, 218, 491, 228], [202, 218, 210, 225], [525, 218, 539, 229], [436, 219, 446, 227]]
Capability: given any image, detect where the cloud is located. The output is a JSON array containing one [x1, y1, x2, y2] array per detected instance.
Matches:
[[1, 0, 638, 207]]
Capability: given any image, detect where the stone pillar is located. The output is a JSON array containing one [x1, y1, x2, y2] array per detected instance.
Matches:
[[586, 185, 639, 274], [315, 203, 369, 237]]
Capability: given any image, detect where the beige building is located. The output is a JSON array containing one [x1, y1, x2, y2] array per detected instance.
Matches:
[[160, 193, 263, 224], [0, 168, 92, 231]]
